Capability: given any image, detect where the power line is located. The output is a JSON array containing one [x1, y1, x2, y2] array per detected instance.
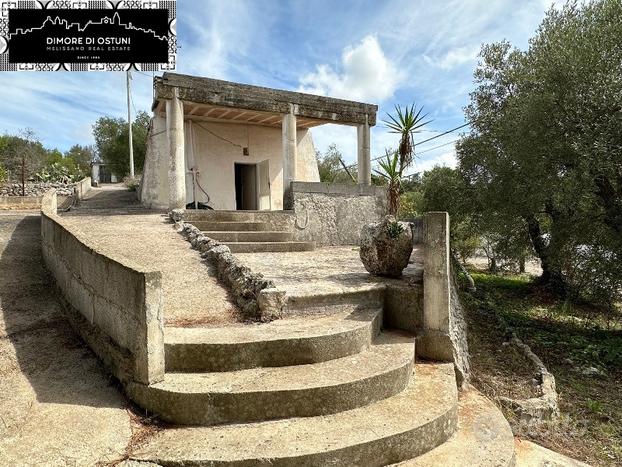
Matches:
[[415, 139, 459, 156], [343, 121, 470, 170]]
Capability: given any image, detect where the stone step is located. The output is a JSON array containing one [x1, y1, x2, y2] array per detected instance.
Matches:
[[126, 332, 414, 426], [128, 363, 457, 466], [225, 241, 315, 253], [165, 307, 382, 372], [191, 221, 274, 231], [392, 389, 516, 467], [286, 286, 386, 314], [183, 210, 295, 223], [203, 230, 293, 242]]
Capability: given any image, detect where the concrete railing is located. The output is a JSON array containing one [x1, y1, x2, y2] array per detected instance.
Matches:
[[290, 181, 388, 245], [40, 189, 164, 385], [418, 212, 470, 385]]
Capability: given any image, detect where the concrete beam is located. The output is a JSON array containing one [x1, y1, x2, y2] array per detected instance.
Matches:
[[154, 73, 378, 127]]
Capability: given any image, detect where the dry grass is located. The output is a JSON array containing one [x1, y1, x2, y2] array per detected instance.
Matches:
[[462, 272, 622, 466]]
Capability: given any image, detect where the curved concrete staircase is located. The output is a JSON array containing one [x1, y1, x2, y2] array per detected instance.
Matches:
[[126, 300, 516, 466], [184, 210, 314, 253]]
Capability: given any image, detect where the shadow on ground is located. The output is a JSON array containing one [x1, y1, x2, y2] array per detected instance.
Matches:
[[0, 213, 131, 464]]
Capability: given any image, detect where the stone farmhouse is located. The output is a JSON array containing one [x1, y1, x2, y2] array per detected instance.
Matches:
[[140, 72, 375, 212]]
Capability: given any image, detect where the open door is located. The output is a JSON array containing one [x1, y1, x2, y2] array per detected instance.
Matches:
[[257, 159, 271, 210]]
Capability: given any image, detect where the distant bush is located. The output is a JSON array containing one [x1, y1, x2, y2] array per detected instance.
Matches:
[[35, 162, 83, 184], [0, 163, 6, 183], [123, 175, 140, 192]]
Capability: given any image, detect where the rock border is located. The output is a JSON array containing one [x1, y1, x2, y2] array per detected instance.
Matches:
[[169, 209, 285, 322], [498, 326, 560, 424]]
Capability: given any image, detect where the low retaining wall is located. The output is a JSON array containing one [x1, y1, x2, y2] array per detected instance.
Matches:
[[289, 182, 387, 246], [73, 176, 92, 200], [41, 189, 164, 385]]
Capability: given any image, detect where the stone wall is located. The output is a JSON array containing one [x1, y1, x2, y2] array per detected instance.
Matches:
[[40, 190, 165, 385], [0, 181, 75, 197], [290, 182, 387, 246]]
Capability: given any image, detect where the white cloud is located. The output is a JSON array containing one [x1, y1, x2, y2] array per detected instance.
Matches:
[[425, 45, 480, 70], [298, 35, 401, 103], [414, 150, 458, 173]]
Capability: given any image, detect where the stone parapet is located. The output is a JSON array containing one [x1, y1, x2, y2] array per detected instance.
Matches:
[[40, 189, 165, 385]]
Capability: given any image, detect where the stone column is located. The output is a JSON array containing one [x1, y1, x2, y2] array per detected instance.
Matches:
[[167, 89, 186, 210], [357, 114, 371, 185], [282, 104, 297, 207]]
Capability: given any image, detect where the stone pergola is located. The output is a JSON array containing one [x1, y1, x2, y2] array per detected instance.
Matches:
[[152, 73, 378, 210]]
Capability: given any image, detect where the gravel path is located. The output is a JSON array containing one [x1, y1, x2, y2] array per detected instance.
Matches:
[[62, 185, 240, 326]]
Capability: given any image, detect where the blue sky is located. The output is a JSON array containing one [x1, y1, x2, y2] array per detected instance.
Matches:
[[0, 0, 555, 175]]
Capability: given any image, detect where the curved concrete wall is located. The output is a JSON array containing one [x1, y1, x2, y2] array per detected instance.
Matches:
[[40, 190, 164, 385]]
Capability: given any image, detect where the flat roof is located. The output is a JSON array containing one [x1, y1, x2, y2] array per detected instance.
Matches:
[[153, 72, 378, 127]]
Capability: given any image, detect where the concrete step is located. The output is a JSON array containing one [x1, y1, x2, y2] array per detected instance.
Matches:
[[393, 389, 515, 467], [164, 307, 382, 372], [126, 332, 414, 426], [183, 210, 295, 223], [286, 286, 386, 314], [225, 241, 315, 253], [203, 230, 293, 242], [129, 363, 457, 466], [192, 221, 273, 231]]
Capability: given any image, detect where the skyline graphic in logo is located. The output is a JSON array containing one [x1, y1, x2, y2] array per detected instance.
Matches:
[[0, 1, 177, 72]]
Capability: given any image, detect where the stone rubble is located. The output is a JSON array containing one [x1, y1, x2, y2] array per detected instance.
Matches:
[[0, 181, 76, 197], [170, 209, 285, 321]]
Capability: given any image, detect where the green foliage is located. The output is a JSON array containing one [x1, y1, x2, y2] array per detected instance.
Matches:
[[315, 143, 355, 184], [0, 130, 48, 181], [374, 150, 401, 215], [93, 111, 150, 177], [457, 0, 622, 304], [0, 162, 6, 183], [398, 190, 423, 220], [384, 104, 431, 176], [386, 220, 404, 239], [123, 175, 140, 192], [65, 144, 94, 178], [35, 162, 83, 183]]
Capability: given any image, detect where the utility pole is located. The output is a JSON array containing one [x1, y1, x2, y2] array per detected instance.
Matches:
[[126, 70, 135, 178]]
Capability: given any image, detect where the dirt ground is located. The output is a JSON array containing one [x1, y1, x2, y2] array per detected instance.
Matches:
[[0, 212, 133, 465]]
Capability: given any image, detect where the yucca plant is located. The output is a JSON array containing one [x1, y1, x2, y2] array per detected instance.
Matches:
[[374, 150, 401, 215], [384, 104, 431, 177]]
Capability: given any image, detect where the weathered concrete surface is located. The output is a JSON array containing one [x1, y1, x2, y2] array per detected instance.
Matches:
[[127, 332, 414, 426], [394, 389, 515, 466], [154, 73, 378, 126], [514, 439, 591, 466], [0, 212, 132, 465], [129, 363, 457, 466], [419, 212, 470, 386], [236, 246, 423, 332], [62, 186, 240, 326], [290, 181, 388, 245], [42, 189, 165, 385], [164, 307, 382, 371]]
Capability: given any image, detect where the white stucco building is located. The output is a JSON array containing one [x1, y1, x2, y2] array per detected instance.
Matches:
[[140, 73, 377, 211]]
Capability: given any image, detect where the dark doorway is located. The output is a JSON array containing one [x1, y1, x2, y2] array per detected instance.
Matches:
[[234, 163, 257, 210]]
